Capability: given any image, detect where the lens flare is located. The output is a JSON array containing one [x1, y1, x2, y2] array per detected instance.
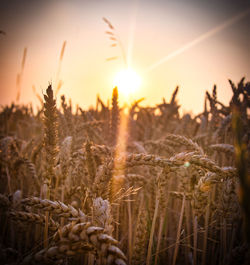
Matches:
[[145, 8, 250, 73]]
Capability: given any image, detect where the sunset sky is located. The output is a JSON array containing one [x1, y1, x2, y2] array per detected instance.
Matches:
[[0, 0, 249, 114]]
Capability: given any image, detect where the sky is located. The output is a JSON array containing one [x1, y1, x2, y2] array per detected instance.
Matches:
[[0, 0, 249, 114]]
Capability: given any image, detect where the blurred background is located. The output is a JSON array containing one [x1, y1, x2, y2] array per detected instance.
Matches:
[[0, 0, 249, 114]]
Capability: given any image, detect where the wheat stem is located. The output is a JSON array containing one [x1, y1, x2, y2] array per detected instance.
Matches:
[[146, 197, 159, 265], [172, 195, 185, 265]]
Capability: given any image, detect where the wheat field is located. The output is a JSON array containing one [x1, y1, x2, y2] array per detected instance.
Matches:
[[0, 78, 249, 265]]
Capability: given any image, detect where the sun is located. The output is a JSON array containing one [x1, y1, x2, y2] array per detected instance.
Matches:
[[113, 68, 141, 97]]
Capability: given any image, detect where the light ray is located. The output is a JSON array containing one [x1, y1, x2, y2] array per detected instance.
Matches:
[[145, 8, 250, 73], [127, 0, 139, 68]]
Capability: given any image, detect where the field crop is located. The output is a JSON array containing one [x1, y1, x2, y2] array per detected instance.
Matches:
[[0, 78, 249, 265]]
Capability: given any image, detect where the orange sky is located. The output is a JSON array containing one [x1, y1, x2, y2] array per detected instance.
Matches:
[[0, 0, 249, 114]]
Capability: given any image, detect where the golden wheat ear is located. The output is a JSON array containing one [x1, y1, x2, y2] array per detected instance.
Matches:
[[110, 87, 120, 146]]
